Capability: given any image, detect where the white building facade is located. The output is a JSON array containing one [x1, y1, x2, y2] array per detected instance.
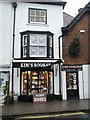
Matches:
[[0, 0, 66, 102]]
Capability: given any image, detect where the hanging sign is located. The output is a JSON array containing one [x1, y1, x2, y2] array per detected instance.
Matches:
[[33, 93, 47, 103]]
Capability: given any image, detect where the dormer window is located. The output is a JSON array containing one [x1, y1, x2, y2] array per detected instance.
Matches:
[[21, 31, 54, 58], [28, 8, 47, 24]]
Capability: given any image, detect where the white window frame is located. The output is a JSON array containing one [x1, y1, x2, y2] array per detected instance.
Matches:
[[22, 35, 27, 58], [29, 8, 47, 24]]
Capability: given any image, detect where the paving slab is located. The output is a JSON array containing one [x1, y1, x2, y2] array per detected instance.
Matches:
[[1, 99, 90, 117]]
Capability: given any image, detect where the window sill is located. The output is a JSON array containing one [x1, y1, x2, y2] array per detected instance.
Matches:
[[26, 23, 49, 27]]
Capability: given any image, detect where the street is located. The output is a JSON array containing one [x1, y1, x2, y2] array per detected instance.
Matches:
[[1, 110, 89, 120]]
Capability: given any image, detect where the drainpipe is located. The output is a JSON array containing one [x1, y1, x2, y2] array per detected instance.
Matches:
[[12, 2, 17, 59], [11, 2, 17, 101], [58, 35, 63, 99]]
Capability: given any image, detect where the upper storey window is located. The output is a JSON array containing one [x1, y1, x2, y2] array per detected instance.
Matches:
[[30, 34, 47, 57], [28, 8, 47, 24], [21, 31, 54, 58]]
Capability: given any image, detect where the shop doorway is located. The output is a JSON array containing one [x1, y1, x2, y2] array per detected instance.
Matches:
[[21, 70, 53, 96], [66, 72, 79, 99]]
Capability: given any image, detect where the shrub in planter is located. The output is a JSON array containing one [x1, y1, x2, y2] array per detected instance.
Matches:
[[4, 95, 12, 104]]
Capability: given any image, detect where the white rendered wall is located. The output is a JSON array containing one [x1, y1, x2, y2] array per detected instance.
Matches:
[[78, 71, 84, 99], [0, 2, 2, 66], [61, 71, 67, 100], [88, 65, 90, 98], [14, 3, 63, 59], [83, 65, 90, 99], [13, 68, 20, 95], [54, 64, 59, 95], [0, 2, 12, 67]]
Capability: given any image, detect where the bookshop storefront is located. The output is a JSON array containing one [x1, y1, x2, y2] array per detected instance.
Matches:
[[12, 59, 61, 102]]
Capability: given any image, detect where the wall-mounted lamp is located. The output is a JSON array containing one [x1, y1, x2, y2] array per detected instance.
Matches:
[[80, 30, 85, 33]]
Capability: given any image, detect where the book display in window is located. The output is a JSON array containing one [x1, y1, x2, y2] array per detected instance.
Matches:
[[31, 72, 38, 94], [22, 72, 27, 95], [28, 71, 32, 95]]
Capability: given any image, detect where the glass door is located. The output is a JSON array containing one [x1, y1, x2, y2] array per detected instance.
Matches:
[[66, 72, 79, 99]]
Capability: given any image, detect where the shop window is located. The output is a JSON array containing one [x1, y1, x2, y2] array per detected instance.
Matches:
[[21, 71, 53, 95], [0, 72, 10, 95], [21, 71, 27, 95], [49, 72, 53, 94], [28, 8, 47, 24]]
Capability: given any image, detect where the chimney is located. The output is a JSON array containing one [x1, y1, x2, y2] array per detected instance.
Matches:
[[78, 8, 83, 13]]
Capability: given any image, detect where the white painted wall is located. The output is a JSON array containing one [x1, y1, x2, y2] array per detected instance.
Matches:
[[0, 2, 12, 67], [0, 2, 2, 66], [54, 64, 59, 95], [14, 3, 63, 59], [13, 68, 20, 95], [83, 65, 90, 99], [78, 71, 84, 99], [61, 71, 67, 100]]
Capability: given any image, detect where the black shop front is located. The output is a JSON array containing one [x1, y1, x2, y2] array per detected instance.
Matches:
[[13, 59, 62, 102]]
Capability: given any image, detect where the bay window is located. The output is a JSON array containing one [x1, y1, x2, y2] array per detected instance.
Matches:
[[21, 31, 54, 58]]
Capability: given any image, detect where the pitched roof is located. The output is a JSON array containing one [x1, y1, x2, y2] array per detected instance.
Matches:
[[62, 2, 90, 33], [63, 12, 74, 27]]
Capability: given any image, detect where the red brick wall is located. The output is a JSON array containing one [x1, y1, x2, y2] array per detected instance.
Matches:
[[62, 12, 89, 64], [88, 11, 90, 63]]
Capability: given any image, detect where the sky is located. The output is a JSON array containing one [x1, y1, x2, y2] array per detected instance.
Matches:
[[63, 0, 90, 17]]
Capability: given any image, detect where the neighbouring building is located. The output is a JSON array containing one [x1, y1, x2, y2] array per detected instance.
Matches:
[[0, 0, 66, 102], [62, 2, 90, 100], [63, 12, 74, 27]]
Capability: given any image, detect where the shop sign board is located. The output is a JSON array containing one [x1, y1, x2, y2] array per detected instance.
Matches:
[[13, 62, 51, 68], [62, 64, 82, 71], [33, 93, 47, 103], [20, 63, 51, 68]]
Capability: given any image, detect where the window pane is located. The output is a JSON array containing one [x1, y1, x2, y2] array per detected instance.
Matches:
[[23, 46, 27, 57], [41, 10, 46, 16], [30, 46, 37, 56], [21, 71, 27, 95], [30, 9, 35, 16], [39, 35, 47, 46], [23, 35, 27, 45], [30, 16, 35, 22], [49, 47, 52, 58], [38, 46, 46, 56], [49, 72, 53, 94], [36, 17, 40, 22], [30, 34, 38, 45], [36, 10, 40, 16], [49, 36, 52, 47]]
